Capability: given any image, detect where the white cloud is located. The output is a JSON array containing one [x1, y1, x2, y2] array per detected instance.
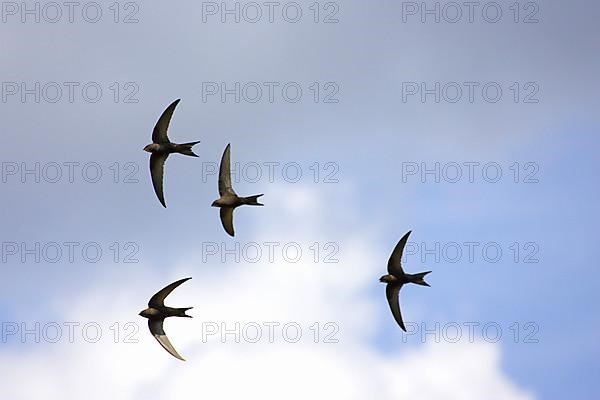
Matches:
[[0, 184, 534, 400]]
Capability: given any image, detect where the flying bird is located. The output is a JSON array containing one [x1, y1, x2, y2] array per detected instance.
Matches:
[[143, 99, 201, 207], [139, 277, 193, 361], [380, 231, 431, 331], [212, 143, 263, 237]]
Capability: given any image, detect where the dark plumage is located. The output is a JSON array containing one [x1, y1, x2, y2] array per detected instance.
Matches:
[[212, 143, 264, 237], [143, 99, 200, 207], [380, 231, 431, 331], [139, 277, 193, 361]]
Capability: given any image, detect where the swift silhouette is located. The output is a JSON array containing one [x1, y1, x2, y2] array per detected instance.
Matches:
[[380, 231, 431, 331]]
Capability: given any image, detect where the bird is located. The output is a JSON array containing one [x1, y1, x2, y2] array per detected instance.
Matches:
[[139, 277, 193, 361], [212, 143, 263, 237], [143, 99, 201, 207], [380, 231, 431, 331]]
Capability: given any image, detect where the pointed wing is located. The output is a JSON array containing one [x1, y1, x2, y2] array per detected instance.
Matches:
[[152, 99, 180, 144], [148, 277, 191, 308], [150, 152, 169, 208], [385, 284, 406, 331], [220, 207, 235, 237], [218, 143, 236, 196], [387, 230, 412, 275], [148, 320, 185, 361]]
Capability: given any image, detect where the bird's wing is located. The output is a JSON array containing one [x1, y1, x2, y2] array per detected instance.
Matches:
[[152, 99, 180, 144], [387, 230, 412, 275], [148, 277, 192, 308], [385, 284, 406, 331], [218, 143, 236, 196], [148, 320, 185, 361], [150, 152, 169, 208], [220, 207, 235, 237]]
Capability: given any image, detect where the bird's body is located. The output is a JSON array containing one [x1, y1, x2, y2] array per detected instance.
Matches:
[[212, 194, 240, 208], [143, 142, 198, 156], [139, 306, 191, 321], [381, 231, 431, 331], [379, 272, 428, 285], [143, 99, 201, 207], [212, 194, 263, 208], [212, 143, 263, 236], [139, 277, 193, 361]]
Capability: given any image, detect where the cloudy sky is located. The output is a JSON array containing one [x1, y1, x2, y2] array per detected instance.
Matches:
[[1, 0, 599, 399]]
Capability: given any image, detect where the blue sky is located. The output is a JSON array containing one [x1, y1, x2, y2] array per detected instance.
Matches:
[[1, 1, 599, 399]]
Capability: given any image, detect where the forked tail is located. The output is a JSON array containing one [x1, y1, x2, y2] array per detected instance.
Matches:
[[178, 141, 201, 157], [409, 271, 431, 287], [242, 194, 264, 206], [177, 307, 193, 318]]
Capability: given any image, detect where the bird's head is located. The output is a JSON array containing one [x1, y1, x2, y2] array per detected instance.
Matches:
[[138, 308, 152, 318], [379, 274, 395, 284], [143, 144, 158, 153], [211, 200, 219, 207]]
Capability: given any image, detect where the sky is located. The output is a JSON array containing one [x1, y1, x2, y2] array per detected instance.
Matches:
[[1, 0, 599, 399]]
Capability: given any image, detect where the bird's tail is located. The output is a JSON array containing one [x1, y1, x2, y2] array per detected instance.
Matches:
[[409, 271, 431, 287], [242, 194, 264, 206], [178, 141, 201, 157], [177, 307, 193, 318]]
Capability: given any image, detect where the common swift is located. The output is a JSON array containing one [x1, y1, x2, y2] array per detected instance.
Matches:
[[380, 231, 431, 331], [212, 143, 263, 237], [143, 99, 200, 207], [139, 277, 193, 361]]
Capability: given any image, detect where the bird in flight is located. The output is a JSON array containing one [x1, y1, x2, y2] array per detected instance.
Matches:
[[139, 277, 193, 361], [143, 99, 200, 207], [380, 231, 431, 331], [212, 143, 263, 237]]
